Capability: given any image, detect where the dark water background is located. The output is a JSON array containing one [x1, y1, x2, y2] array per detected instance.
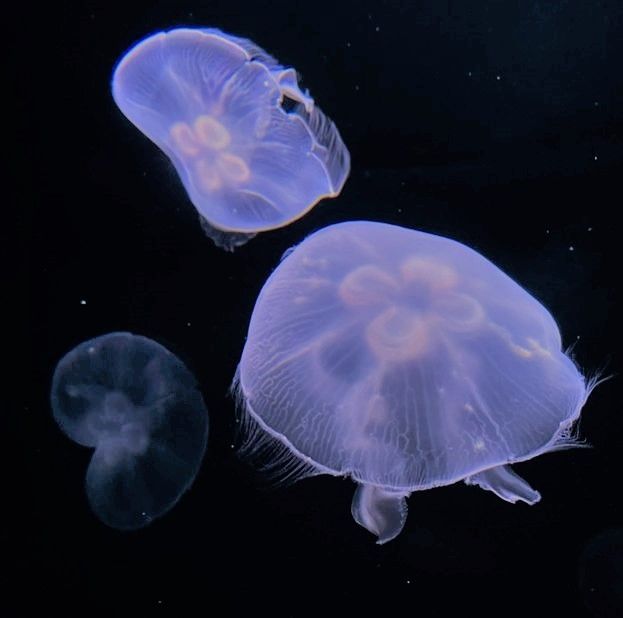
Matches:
[[18, 1, 622, 615]]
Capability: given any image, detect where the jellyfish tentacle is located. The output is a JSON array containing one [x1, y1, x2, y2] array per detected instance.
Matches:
[[465, 464, 541, 505], [351, 483, 409, 544]]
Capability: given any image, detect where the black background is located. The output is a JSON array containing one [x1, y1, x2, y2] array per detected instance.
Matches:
[[19, 1, 622, 615]]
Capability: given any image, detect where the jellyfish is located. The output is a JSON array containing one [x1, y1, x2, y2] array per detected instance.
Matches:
[[578, 528, 623, 617], [111, 28, 350, 250], [233, 221, 595, 543], [51, 332, 208, 530]]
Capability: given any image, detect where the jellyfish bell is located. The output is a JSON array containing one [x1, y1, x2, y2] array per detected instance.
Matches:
[[233, 221, 597, 543], [51, 332, 209, 530], [112, 28, 350, 250]]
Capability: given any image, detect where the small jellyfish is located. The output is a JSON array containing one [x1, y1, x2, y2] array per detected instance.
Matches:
[[51, 332, 208, 529], [112, 28, 350, 250], [578, 528, 623, 617], [233, 221, 596, 543]]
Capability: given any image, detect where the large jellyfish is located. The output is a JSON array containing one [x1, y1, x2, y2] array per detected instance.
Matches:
[[112, 28, 350, 250], [233, 221, 595, 543], [51, 332, 208, 530]]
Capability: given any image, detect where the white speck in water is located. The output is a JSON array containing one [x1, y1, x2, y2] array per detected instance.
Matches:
[[569, 246, 575, 251], [398, 208, 402, 213], [187, 322, 191, 327], [594, 155, 598, 161], [467, 71, 472, 77], [346, 41, 351, 47], [587, 227, 593, 232], [545, 229, 550, 234], [355, 84, 360, 91], [80, 299, 87, 305], [406, 579, 411, 584], [496, 75, 501, 80], [375, 26, 380, 32], [594, 101, 599, 107], [577, 335, 581, 340]]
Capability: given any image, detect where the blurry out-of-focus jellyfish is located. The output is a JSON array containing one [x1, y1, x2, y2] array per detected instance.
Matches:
[[578, 528, 623, 617], [51, 332, 208, 530], [233, 221, 596, 543], [112, 28, 350, 250]]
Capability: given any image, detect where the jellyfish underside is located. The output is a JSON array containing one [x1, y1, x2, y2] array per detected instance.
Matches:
[[199, 215, 256, 252], [351, 465, 541, 544]]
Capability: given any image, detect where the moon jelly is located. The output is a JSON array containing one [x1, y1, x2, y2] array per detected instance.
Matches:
[[234, 221, 594, 543], [51, 332, 208, 530], [112, 28, 350, 250]]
